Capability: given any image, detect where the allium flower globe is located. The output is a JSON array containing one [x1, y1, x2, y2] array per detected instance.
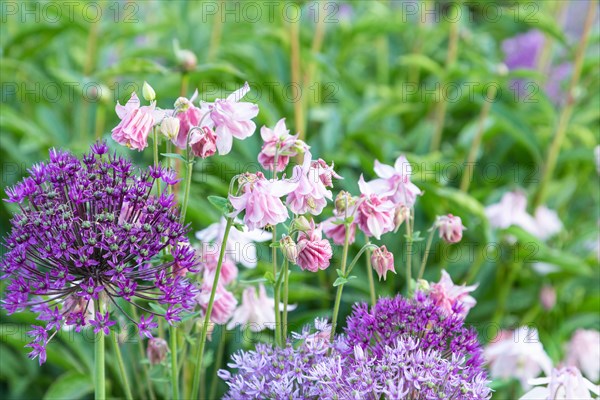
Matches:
[[2, 143, 199, 363]]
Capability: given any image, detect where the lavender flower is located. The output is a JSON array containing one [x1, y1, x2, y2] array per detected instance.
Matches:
[[220, 296, 491, 399], [2, 142, 199, 363]]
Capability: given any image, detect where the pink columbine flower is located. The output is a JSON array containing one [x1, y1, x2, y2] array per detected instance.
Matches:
[[296, 224, 333, 272], [111, 92, 156, 151], [200, 251, 238, 286], [210, 82, 259, 155], [229, 172, 298, 230], [190, 126, 217, 158], [359, 156, 422, 207], [371, 245, 395, 281], [258, 118, 306, 171], [484, 326, 553, 389], [427, 270, 478, 318], [485, 191, 562, 240], [287, 151, 337, 216], [197, 282, 237, 325], [356, 176, 396, 240], [321, 212, 357, 246], [196, 217, 271, 269], [566, 329, 600, 382], [226, 284, 277, 332], [435, 214, 466, 244], [520, 367, 599, 400]]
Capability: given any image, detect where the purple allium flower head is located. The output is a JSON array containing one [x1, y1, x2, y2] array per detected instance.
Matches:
[[220, 296, 491, 399], [1, 142, 199, 363]]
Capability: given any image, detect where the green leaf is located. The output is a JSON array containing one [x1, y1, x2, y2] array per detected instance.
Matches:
[[161, 153, 188, 162], [44, 372, 93, 400], [333, 277, 348, 287], [263, 271, 275, 285], [398, 54, 444, 78], [207, 196, 230, 214]]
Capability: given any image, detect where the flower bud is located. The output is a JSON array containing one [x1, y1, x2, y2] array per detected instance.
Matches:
[[142, 81, 156, 102], [335, 191, 355, 214], [394, 205, 410, 231], [435, 214, 465, 244], [291, 216, 312, 232], [147, 338, 168, 365], [174, 97, 192, 112], [540, 285, 556, 311], [280, 235, 299, 264], [160, 116, 180, 140], [176, 49, 197, 72], [415, 279, 430, 294], [371, 245, 395, 281]]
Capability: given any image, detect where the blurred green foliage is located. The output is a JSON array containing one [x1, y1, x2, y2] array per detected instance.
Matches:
[[1, 0, 598, 399]]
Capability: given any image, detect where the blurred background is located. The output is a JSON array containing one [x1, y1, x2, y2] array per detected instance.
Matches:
[[1, 0, 599, 399]]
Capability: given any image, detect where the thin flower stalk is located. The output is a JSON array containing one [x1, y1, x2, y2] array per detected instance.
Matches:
[[191, 217, 234, 400]]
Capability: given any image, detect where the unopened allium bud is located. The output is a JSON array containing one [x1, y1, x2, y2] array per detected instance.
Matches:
[[147, 338, 168, 365], [540, 285, 556, 311], [142, 81, 156, 102], [371, 245, 395, 281], [160, 116, 180, 140], [291, 216, 312, 232], [280, 235, 299, 263], [394, 205, 411, 231], [174, 97, 192, 112], [435, 214, 465, 244], [335, 191, 355, 214]]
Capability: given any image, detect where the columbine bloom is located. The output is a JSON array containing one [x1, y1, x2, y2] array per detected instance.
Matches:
[[566, 329, 600, 382], [484, 327, 553, 389], [1, 143, 199, 363], [258, 118, 306, 171], [356, 176, 396, 240], [371, 245, 395, 281], [160, 116, 180, 141], [321, 211, 357, 246], [520, 367, 600, 400], [174, 91, 211, 149], [359, 156, 422, 207], [227, 284, 277, 331], [111, 92, 156, 151], [296, 223, 333, 272], [189, 126, 217, 158], [229, 172, 298, 230], [196, 217, 271, 269], [425, 270, 478, 318], [435, 214, 466, 243], [209, 82, 259, 155], [286, 151, 338, 215], [485, 191, 562, 240], [197, 282, 237, 325]]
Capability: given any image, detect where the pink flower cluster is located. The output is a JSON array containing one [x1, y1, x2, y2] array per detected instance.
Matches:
[[112, 82, 258, 156]]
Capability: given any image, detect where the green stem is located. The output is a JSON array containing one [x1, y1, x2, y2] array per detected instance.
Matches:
[[430, 3, 459, 152], [170, 325, 179, 400], [345, 243, 379, 276], [364, 237, 376, 305], [209, 328, 227, 400], [112, 332, 133, 400], [405, 212, 414, 295], [153, 128, 161, 195], [282, 259, 290, 341], [272, 225, 282, 346], [95, 329, 105, 400], [534, 1, 596, 209], [130, 306, 155, 400], [191, 217, 234, 400], [329, 223, 351, 345], [180, 158, 193, 222], [493, 260, 521, 326], [417, 228, 437, 281], [460, 84, 496, 192]]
